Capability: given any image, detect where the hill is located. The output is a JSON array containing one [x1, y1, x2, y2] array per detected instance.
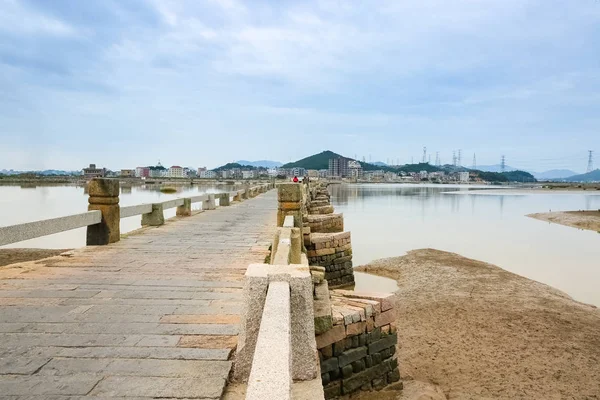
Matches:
[[212, 162, 258, 171], [534, 169, 579, 180], [472, 170, 536, 183], [564, 169, 600, 182], [235, 160, 282, 168], [282, 150, 343, 170]]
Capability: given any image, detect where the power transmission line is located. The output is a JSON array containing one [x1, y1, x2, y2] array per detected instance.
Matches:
[[587, 150, 594, 173], [472, 153, 476, 169]]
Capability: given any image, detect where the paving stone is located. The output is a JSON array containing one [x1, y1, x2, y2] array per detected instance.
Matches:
[[0, 190, 277, 399], [90, 376, 226, 398]]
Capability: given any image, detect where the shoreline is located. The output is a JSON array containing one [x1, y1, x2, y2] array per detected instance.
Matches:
[[528, 210, 600, 232], [0, 248, 70, 267], [355, 249, 600, 399]]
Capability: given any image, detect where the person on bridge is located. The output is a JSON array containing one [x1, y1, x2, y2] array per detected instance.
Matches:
[[292, 176, 299, 183]]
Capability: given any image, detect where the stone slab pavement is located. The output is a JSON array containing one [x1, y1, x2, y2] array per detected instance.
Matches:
[[0, 190, 277, 399]]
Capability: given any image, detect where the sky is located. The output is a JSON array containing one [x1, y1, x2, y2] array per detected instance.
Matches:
[[0, 0, 599, 172]]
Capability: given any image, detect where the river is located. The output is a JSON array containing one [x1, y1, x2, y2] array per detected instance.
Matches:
[[330, 184, 600, 306]]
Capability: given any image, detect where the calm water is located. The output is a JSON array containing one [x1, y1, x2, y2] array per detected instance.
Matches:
[[0, 184, 237, 249], [331, 184, 600, 306]]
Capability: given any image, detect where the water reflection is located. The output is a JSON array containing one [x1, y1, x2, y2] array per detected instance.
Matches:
[[331, 184, 600, 306]]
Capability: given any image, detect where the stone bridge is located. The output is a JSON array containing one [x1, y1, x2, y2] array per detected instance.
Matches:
[[0, 180, 399, 399]]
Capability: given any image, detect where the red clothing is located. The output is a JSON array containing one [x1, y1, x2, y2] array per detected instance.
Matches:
[[293, 177, 299, 183]]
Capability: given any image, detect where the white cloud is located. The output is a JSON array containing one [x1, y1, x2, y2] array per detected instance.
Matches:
[[0, 0, 76, 37]]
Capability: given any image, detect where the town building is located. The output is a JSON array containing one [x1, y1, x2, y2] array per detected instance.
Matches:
[[198, 167, 207, 176], [328, 157, 352, 178], [167, 166, 184, 178], [82, 164, 106, 179], [459, 171, 470, 183], [242, 170, 258, 179], [120, 169, 135, 178], [199, 170, 217, 179], [135, 167, 150, 178], [291, 167, 306, 177], [347, 160, 363, 179]]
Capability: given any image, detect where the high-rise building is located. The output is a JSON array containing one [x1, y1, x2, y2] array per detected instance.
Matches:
[[328, 157, 352, 177]]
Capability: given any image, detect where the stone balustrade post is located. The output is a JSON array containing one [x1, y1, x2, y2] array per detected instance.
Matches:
[[176, 198, 192, 217], [141, 203, 165, 226], [218, 193, 231, 206], [278, 183, 303, 228], [243, 184, 250, 200], [233, 192, 241, 202], [86, 178, 120, 245], [203, 194, 216, 210]]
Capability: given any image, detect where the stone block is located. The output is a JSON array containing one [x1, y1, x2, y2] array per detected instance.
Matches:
[[323, 382, 341, 399], [338, 347, 367, 368], [388, 368, 400, 383], [368, 334, 397, 355], [375, 310, 395, 328], [88, 178, 120, 197], [346, 321, 366, 337], [320, 357, 338, 374], [278, 183, 303, 202], [321, 345, 333, 359], [341, 361, 392, 395], [322, 373, 330, 386], [372, 377, 386, 391], [352, 359, 365, 373], [333, 341, 345, 356], [218, 193, 230, 206], [341, 365, 353, 379], [316, 325, 346, 349]]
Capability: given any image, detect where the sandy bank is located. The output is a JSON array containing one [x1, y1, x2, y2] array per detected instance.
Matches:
[[356, 249, 600, 399], [0, 248, 69, 267], [528, 210, 600, 232]]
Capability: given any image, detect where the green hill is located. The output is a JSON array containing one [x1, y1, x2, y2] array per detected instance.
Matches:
[[212, 162, 258, 171], [282, 150, 343, 170], [472, 170, 536, 183]]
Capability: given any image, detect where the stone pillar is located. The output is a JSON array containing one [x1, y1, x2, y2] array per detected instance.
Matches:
[[218, 193, 231, 206], [278, 183, 303, 228], [203, 194, 216, 211], [176, 198, 192, 216], [233, 192, 241, 202], [242, 184, 250, 200], [86, 178, 120, 245], [141, 203, 165, 226]]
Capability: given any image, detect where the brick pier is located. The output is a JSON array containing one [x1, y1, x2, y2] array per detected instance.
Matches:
[[0, 191, 276, 398]]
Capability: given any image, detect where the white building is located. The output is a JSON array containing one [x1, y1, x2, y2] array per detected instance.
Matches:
[[199, 170, 217, 179], [459, 171, 470, 182], [167, 166, 184, 178], [242, 170, 258, 179]]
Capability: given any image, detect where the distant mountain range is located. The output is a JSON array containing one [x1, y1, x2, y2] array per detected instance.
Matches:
[[235, 160, 282, 168], [563, 169, 600, 183], [0, 169, 80, 176], [533, 169, 579, 180]]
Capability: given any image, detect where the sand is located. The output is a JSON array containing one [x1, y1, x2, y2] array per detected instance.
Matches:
[[0, 248, 70, 267], [355, 249, 600, 400], [528, 210, 600, 232]]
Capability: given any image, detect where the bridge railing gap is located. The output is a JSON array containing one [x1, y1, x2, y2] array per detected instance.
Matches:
[[0, 178, 275, 247]]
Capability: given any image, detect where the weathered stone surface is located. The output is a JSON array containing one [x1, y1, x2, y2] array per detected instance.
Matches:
[[375, 310, 396, 328], [320, 357, 339, 374], [87, 178, 120, 245], [141, 203, 164, 226], [0, 191, 278, 400], [176, 198, 192, 216], [342, 360, 392, 395], [278, 183, 303, 202], [338, 347, 367, 368], [323, 381, 342, 399], [368, 333, 397, 355], [316, 324, 346, 349]]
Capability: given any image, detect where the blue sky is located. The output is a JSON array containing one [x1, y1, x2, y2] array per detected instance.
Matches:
[[1, 0, 599, 172]]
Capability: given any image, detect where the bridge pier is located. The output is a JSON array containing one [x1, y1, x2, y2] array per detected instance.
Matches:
[[86, 178, 120, 245]]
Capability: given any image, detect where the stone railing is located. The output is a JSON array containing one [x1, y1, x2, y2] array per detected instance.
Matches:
[[235, 214, 320, 400], [0, 178, 274, 247]]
